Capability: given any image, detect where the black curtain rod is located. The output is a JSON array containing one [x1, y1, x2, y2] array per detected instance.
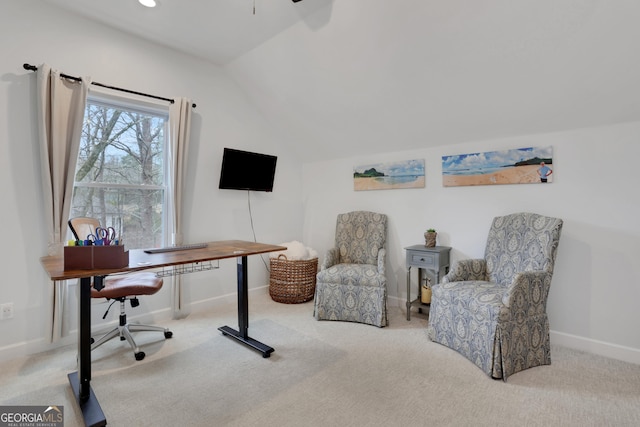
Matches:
[[23, 63, 196, 108]]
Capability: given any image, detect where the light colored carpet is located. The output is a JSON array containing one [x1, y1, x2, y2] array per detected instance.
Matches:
[[1, 291, 640, 426]]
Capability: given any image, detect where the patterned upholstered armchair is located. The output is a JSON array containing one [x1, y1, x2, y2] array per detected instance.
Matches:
[[427, 212, 563, 380], [313, 211, 388, 327]]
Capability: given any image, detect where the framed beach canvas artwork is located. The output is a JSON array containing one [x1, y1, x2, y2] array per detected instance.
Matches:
[[354, 159, 425, 191], [442, 146, 553, 187]]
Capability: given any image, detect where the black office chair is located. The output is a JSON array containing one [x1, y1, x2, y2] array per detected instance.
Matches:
[[69, 217, 172, 361]]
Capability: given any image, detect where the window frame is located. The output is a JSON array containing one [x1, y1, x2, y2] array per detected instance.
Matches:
[[70, 87, 171, 249]]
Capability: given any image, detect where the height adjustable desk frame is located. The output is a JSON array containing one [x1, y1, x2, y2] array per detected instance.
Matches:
[[40, 240, 285, 427]]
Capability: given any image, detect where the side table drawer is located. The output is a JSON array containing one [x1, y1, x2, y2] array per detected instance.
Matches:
[[408, 252, 436, 268]]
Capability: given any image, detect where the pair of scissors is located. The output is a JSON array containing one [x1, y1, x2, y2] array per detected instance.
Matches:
[[86, 233, 99, 245], [96, 227, 116, 245]]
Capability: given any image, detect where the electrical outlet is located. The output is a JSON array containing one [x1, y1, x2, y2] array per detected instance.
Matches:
[[1, 303, 14, 320]]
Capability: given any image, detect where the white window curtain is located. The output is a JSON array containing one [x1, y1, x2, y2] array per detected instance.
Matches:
[[168, 98, 193, 317], [36, 64, 90, 342]]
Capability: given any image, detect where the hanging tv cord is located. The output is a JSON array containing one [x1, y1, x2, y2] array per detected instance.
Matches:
[[247, 190, 270, 272]]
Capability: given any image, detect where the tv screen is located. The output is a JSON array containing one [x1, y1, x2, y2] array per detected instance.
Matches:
[[219, 148, 277, 192]]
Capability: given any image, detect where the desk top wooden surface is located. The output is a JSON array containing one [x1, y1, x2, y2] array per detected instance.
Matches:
[[40, 240, 286, 281]]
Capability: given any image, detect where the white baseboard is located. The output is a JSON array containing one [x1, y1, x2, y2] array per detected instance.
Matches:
[[0, 335, 76, 362], [388, 295, 640, 366], [550, 330, 640, 365], [4, 292, 639, 366], [0, 289, 253, 362]]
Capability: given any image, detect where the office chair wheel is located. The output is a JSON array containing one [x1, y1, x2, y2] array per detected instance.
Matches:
[[135, 351, 145, 361], [164, 331, 173, 339]]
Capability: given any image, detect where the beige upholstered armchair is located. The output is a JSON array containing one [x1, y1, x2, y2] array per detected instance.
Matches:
[[427, 212, 563, 380], [313, 211, 388, 327]]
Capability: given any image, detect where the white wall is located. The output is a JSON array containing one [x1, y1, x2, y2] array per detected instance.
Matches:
[[0, 1, 304, 358], [1, 1, 639, 368], [302, 123, 640, 364]]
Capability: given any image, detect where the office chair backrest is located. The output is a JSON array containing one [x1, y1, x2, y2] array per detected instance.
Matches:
[[69, 217, 101, 242]]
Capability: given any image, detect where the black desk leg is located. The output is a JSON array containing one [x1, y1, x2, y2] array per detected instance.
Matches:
[[218, 255, 274, 358], [68, 276, 106, 427]]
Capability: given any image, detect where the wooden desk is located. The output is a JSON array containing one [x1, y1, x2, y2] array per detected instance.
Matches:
[[41, 240, 286, 427]]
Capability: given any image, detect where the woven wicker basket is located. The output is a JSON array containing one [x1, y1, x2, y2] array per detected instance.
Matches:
[[269, 254, 318, 304]]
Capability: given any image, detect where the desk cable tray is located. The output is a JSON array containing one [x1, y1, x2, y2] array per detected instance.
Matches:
[[154, 260, 220, 278]]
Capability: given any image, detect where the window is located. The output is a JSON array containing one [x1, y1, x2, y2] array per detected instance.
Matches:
[[70, 92, 169, 250]]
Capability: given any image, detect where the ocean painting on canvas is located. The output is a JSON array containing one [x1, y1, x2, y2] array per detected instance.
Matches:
[[442, 146, 553, 187], [354, 159, 425, 191]]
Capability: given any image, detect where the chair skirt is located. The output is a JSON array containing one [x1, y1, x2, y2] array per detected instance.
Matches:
[[427, 280, 551, 380], [314, 264, 387, 327]]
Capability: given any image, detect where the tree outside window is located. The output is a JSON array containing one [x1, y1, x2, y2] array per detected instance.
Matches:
[[70, 97, 168, 250]]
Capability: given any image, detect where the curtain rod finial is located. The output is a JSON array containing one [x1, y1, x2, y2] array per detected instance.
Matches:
[[24, 63, 37, 72]]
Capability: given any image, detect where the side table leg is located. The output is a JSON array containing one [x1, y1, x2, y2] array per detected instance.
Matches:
[[406, 266, 412, 320], [418, 268, 424, 314]]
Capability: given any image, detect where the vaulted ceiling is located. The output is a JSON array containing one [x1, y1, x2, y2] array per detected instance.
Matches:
[[43, 0, 333, 65], [43, 0, 640, 161]]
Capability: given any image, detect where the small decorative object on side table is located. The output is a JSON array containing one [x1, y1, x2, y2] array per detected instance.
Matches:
[[424, 229, 437, 247], [405, 245, 451, 320]]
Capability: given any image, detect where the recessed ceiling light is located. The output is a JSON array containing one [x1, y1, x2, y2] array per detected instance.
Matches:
[[138, 0, 157, 7]]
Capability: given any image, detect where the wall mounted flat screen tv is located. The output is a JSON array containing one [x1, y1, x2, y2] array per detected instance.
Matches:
[[219, 148, 278, 192]]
